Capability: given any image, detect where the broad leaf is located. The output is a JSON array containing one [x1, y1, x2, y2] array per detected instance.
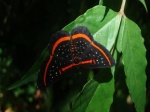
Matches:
[[64, 6, 119, 50], [64, 6, 119, 112], [72, 78, 114, 112], [120, 16, 147, 112], [117, 17, 125, 53]]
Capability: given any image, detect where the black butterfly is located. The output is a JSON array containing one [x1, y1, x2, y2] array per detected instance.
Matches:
[[37, 26, 116, 88]]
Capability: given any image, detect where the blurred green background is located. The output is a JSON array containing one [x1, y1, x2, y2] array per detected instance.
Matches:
[[0, 0, 150, 112]]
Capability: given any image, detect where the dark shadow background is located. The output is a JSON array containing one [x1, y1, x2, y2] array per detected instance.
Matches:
[[0, 0, 150, 112]]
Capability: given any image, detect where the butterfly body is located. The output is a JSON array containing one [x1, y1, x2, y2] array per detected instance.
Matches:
[[37, 26, 116, 89]]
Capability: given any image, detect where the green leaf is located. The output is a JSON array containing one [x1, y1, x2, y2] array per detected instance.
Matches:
[[99, 0, 103, 5], [138, 0, 148, 12], [72, 79, 114, 112], [111, 49, 118, 75], [117, 16, 125, 53], [121, 17, 147, 112], [64, 6, 119, 51], [63, 5, 120, 112]]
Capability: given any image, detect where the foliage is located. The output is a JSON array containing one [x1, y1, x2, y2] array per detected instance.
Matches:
[[0, 0, 149, 112]]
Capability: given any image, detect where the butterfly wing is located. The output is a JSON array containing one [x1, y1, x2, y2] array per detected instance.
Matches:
[[81, 41, 116, 68], [38, 26, 116, 89], [70, 26, 93, 61], [71, 26, 116, 68], [38, 31, 73, 88]]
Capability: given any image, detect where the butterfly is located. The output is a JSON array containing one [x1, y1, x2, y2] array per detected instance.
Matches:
[[37, 26, 116, 89]]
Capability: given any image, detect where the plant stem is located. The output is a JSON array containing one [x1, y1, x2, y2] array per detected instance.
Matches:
[[120, 0, 126, 16]]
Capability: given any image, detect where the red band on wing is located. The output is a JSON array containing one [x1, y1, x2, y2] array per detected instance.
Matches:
[[52, 36, 70, 54], [61, 60, 93, 71], [72, 34, 111, 65], [43, 36, 70, 86], [44, 55, 53, 86], [43, 33, 112, 86]]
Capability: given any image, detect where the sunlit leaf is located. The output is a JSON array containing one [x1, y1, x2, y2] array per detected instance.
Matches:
[[64, 6, 119, 50], [117, 17, 125, 53], [121, 16, 147, 112], [72, 79, 114, 112], [64, 5, 119, 112]]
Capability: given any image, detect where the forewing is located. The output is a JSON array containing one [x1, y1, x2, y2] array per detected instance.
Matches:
[[71, 26, 115, 68], [71, 26, 93, 58], [81, 41, 116, 68], [37, 55, 72, 89], [38, 31, 73, 88]]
